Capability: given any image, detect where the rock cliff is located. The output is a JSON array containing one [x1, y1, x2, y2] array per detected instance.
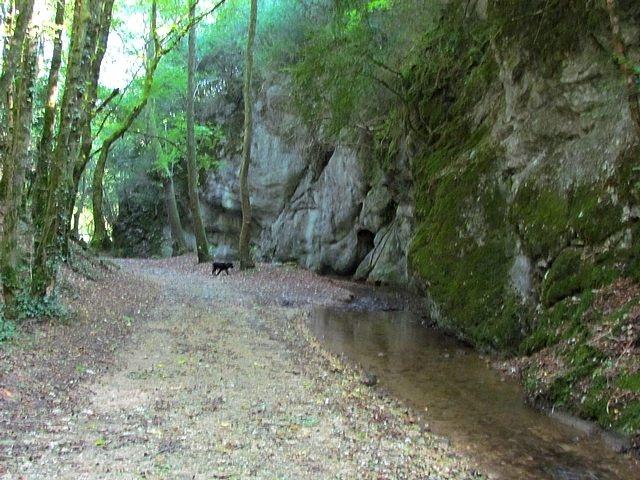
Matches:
[[201, 81, 414, 285]]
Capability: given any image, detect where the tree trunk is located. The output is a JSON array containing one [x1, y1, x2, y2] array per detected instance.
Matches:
[[1, 32, 37, 316], [163, 176, 189, 255], [186, 0, 211, 263], [90, 142, 112, 250], [91, 1, 158, 250], [65, 0, 114, 251], [238, 0, 257, 270], [145, 14, 188, 257], [72, 173, 87, 239], [0, 0, 34, 200], [32, 0, 65, 228], [0, 0, 12, 200], [0, 0, 34, 114]]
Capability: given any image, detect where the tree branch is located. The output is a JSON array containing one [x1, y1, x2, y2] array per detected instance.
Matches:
[[94, 88, 120, 115]]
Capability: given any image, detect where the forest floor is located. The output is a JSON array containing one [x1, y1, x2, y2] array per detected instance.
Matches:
[[0, 255, 480, 479]]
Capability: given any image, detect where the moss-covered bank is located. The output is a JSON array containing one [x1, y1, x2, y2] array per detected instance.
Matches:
[[401, 1, 640, 443]]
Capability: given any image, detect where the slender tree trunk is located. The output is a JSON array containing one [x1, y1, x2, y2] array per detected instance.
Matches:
[[0, 0, 34, 200], [163, 176, 189, 255], [72, 173, 87, 239], [238, 0, 257, 270], [144, 15, 188, 257], [32, 0, 65, 228], [0, 0, 34, 113], [90, 143, 112, 249], [186, 0, 210, 263], [65, 0, 114, 250], [0, 0, 12, 200], [91, 1, 160, 250], [606, 0, 640, 135], [1, 32, 37, 316]]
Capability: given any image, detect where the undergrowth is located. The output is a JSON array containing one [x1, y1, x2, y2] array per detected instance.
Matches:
[[0, 292, 68, 345]]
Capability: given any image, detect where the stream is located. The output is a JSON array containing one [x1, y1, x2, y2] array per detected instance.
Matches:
[[308, 307, 640, 480]]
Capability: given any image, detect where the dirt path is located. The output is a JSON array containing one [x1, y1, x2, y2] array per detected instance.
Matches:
[[1, 256, 480, 479]]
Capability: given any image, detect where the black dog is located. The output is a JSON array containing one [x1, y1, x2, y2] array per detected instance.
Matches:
[[212, 261, 234, 276]]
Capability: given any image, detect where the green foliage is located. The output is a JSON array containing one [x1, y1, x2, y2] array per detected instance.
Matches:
[[547, 345, 606, 407], [618, 371, 640, 393], [402, 5, 496, 148], [154, 114, 224, 176], [0, 314, 16, 343], [199, 0, 314, 74], [0, 291, 68, 344], [520, 289, 603, 356], [520, 285, 640, 435], [616, 401, 640, 435], [15, 291, 69, 321], [288, 0, 445, 137]]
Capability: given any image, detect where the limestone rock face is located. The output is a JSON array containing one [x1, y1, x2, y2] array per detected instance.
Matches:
[[200, 79, 414, 284]]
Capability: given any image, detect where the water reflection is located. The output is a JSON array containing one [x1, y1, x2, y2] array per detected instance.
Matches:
[[309, 308, 640, 480]]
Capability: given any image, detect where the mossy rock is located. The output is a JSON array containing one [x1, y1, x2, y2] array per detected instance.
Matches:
[[410, 137, 528, 351], [568, 185, 624, 245], [488, 1, 609, 72], [541, 248, 622, 307], [512, 177, 629, 263], [541, 248, 583, 306], [510, 182, 570, 260], [519, 291, 595, 355]]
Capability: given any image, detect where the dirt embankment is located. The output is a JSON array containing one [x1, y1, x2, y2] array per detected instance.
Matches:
[[0, 255, 480, 479]]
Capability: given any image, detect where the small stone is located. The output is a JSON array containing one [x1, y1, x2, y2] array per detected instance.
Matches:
[[362, 372, 378, 387]]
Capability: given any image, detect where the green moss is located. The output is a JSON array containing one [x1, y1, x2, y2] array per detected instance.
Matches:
[[410, 137, 527, 351], [547, 345, 606, 406], [616, 144, 640, 205], [568, 185, 624, 244], [579, 372, 612, 426], [469, 294, 527, 349], [520, 291, 594, 355], [511, 183, 569, 260], [615, 401, 640, 435], [541, 248, 621, 307], [623, 223, 640, 282], [488, 1, 608, 72], [402, 3, 497, 150], [618, 372, 640, 393], [570, 344, 606, 379], [541, 249, 583, 306], [523, 365, 542, 394], [519, 327, 555, 356]]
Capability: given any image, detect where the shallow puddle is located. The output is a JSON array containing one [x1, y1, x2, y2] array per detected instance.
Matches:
[[309, 308, 640, 480]]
